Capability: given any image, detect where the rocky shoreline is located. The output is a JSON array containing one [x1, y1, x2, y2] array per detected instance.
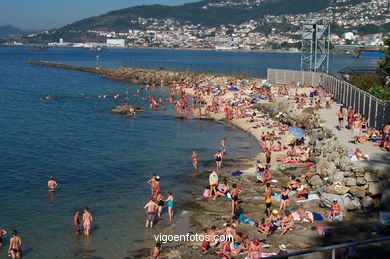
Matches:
[[29, 61, 389, 258]]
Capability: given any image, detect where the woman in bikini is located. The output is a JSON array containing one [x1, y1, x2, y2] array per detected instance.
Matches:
[[257, 218, 270, 236], [279, 187, 290, 210], [192, 150, 198, 170], [82, 207, 93, 236], [280, 210, 294, 235], [213, 178, 229, 200], [298, 205, 312, 223]]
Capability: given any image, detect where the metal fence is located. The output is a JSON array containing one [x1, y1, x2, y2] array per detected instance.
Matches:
[[121, 59, 266, 78], [267, 68, 390, 129], [268, 235, 390, 259]]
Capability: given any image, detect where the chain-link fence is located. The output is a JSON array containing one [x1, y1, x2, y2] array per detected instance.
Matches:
[[267, 68, 390, 129]]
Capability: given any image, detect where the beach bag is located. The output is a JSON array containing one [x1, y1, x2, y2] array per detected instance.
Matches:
[[203, 189, 210, 198]]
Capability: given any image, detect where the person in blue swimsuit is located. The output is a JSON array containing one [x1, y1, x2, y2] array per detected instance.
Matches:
[[165, 192, 174, 222]]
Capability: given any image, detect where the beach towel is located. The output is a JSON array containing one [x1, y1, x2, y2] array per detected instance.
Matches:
[[379, 211, 390, 225], [313, 212, 324, 221], [232, 170, 244, 176], [296, 193, 320, 203], [292, 212, 314, 222], [272, 191, 296, 202]]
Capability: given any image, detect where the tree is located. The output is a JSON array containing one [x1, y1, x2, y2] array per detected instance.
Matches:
[[378, 33, 390, 78]]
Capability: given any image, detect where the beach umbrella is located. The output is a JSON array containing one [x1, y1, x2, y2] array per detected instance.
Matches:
[[198, 82, 206, 87], [289, 126, 305, 139], [228, 86, 239, 91], [250, 95, 260, 99]]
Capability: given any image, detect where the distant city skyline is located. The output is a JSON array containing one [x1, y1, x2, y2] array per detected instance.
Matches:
[[0, 0, 197, 30]]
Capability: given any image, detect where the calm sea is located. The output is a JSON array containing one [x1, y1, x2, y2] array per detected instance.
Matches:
[[0, 46, 376, 258]]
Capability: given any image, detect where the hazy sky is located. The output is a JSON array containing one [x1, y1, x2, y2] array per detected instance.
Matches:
[[1, 0, 198, 30]]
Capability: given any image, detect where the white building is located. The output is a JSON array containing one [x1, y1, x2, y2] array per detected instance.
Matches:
[[106, 38, 126, 47]]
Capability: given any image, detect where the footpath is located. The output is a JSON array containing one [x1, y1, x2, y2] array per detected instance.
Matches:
[[319, 103, 390, 171]]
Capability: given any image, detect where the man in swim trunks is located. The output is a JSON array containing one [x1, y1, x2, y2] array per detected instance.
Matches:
[[265, 148, 272, 164], [144, 198, 158, 228], [82, 207, 93, 236], [208, 226, 219, 247], [73, 209, 81, 234], [0, 229, 7, 247], [47, 176, 58, 192], [8, 230, 22, 259], [336, 106, 345, 130], [265, 183, 273, 216], [150, 242, 161, 259]]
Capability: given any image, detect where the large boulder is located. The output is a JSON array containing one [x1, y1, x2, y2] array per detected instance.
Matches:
[[380, 180, 390, 210], [367, 182, 383, 196], [356, 177, 367, 186], [364, 172, 379, 182], [344, 178, 357, 187], [320, 192, 360, 210], [349, 186, 366, 198], [332, 171, 344, 184], [352, 167, 365, 174], [361, 196, 374, 209], [309, 175, 324, 186]]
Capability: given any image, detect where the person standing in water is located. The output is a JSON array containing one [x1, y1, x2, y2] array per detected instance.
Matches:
[[220, 138, 227, 153], [73, 209, 81, 234], [144, 199, 158, 228], [47, 176, 58, 192], [8, 230, 22, 259], [215, 150, 223, 171], [192, 151, 198, 170], [82, 207, 93, 236], [165, 192, 174, 222], [0, 229, 7, 247]]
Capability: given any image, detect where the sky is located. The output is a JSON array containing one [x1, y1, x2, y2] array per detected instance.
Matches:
[[0, 0, 198, 30]]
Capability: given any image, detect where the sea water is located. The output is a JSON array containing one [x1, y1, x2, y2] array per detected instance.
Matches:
[[0, 46, 376, 258], [0, 47, 260, 258]]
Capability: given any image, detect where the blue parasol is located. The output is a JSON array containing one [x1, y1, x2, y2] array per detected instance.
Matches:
[[228, 87, 239, 91], [289, 126, 305, 139]]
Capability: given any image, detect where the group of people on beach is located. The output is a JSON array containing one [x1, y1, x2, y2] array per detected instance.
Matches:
[[336, 105, 390, 155], [145, 78, 354, 259], [145, 174, 175, 229]]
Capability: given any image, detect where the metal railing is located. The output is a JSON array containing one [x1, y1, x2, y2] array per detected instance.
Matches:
[[267, 68, 390, 129], [267, 235, 390, 258], [121, 59, 267, 78]]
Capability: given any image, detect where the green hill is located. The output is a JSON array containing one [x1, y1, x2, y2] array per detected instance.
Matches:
[[61, 0, 330, 31]]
